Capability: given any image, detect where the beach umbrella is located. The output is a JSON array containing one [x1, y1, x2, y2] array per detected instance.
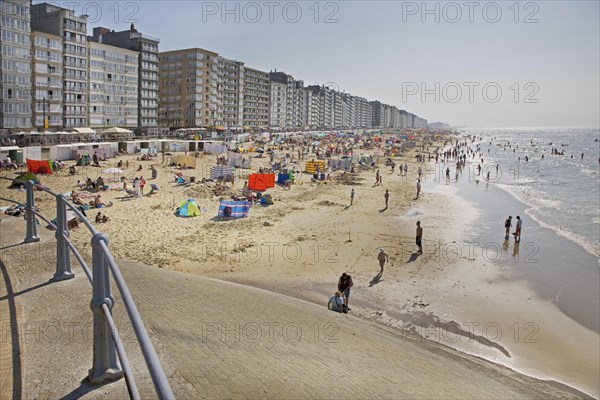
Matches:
[[178, 198, 200, 217], [102, 167, 123, 182]]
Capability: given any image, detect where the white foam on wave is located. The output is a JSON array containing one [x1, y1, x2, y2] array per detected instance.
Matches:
[[581, 167, 599, 177]]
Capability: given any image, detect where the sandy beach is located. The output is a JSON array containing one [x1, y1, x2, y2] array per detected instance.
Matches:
[[0, 136, 598, 397]]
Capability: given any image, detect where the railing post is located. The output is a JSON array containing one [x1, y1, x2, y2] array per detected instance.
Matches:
[[53, 195, 74, 281], [24, 180, 40, 243], [89, 233, 123, 384]]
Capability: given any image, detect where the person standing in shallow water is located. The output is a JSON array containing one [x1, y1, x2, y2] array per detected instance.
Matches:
[[513, 216, 522, 242], [504, 216, 512, 240], [416, 179, 421, 199]]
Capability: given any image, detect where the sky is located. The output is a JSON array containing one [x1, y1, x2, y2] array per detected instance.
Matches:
[[37, 0, 600, 128]]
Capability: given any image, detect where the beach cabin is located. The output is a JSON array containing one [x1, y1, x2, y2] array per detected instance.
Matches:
[[75, 143, 95, 158], [93, 142, 118, 159], [23, 146, 42, 161], [50, 144, 76, 160], [234, 133, 250, 144], [0, 146, 24, 164], [202, 141, 227, 154]]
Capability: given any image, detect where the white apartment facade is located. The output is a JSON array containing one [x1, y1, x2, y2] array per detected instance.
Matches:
[[88, 41, 138, 128]]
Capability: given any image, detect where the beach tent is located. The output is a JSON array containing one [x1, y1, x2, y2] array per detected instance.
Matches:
[[305, 160, 326, 174], [248, 173, 275, 192], [227, 153, 251, 168], [26, 159, 52, 174], [177, 198, 201, 217], [9, 172, 39, 187], [218, 200, 252, 218], [76, 155, 91, 166], [210, 165, 234, 181]]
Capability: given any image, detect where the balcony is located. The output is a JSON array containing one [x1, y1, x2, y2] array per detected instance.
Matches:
[[64, 48, 87, 57]]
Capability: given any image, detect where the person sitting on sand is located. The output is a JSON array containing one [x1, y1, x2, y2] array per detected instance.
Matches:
[[93, 195, 112, 208], [96, 176, 105, 190], [95, 212, 110, 223], [327, 291, 345, 313], [85, 178, 96, 190]]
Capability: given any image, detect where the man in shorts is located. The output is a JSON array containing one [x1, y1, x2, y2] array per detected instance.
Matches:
[[338, 272, 354, 310], [377, 248, 389, 274], [504, 216, 512, 240], [416, 221, 423, 254]]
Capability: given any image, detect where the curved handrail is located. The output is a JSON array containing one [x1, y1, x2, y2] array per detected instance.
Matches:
[[102, 303, 139, 400], [0, 176, 174, 399], [100, 240, 174, 399]]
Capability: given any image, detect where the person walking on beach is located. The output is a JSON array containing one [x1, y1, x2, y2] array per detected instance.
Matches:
[[504, 216, 512, 240], [338, 272, 354, 310], [350, 188, 355, 206], [377, 248, 389, 274], [139, 176, 146, 197], [375, 169, 380, 186], [416, 179, 421, 199], [416, 221, 423, 254], [512, 216, 522, 242], [133, 177, 140, 198], [384, 189, 389, 209]]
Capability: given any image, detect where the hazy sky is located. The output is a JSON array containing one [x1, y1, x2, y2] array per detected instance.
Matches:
[[41, 1, 600, 128]]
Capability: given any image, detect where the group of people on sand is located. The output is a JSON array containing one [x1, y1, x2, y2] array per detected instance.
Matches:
[[328, 272, 354, 313], [328, 221, 424, 314], [504, 215, 523, 242]]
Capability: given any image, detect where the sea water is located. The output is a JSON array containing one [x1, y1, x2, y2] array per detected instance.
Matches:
[[463, 127, 600, 259]]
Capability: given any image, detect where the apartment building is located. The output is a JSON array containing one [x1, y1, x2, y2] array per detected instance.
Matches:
[[31, 2, 88, 128], [305, 89, 320, 130], [88, 41, 138, 128], [220, 56, 244, 129], [89, 25, 160, 131], [159, 48, 220, 128], [31, 30, 62, 129], [269, 79, 287, 130], [1, 0, 32, 129], [242, 67, 269, 130]]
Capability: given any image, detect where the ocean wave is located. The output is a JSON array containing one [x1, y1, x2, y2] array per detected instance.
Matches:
[[496, 184, 562, 209], [494, 184, 599, 258], [581, 167, 599, 177]]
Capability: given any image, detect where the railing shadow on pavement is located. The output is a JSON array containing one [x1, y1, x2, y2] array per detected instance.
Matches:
[[0, 258, 22, 400], [0, 177, 174, 400]]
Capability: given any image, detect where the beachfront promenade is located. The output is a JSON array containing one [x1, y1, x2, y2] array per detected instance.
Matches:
[[0, 218, 589, 399]]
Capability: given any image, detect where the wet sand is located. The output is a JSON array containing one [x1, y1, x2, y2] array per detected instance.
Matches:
[[1, 140, 598, 397]]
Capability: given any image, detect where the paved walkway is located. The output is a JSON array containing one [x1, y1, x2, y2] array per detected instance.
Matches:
[[0, 217, 591, 399]]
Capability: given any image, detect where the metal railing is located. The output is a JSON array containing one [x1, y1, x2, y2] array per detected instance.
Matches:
[[0, 177, 174, 400]]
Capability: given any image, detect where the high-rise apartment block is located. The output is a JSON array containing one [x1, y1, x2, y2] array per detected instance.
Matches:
[[1, 0, 32, 129]]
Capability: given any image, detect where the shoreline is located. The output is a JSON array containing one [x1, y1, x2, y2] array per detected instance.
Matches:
[[1, 140, 598, 398]]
